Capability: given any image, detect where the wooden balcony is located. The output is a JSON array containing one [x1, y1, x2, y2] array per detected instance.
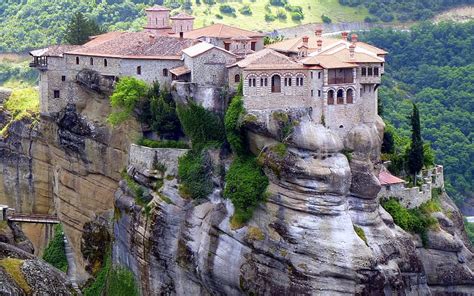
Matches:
[[30, 57, 48, 71]]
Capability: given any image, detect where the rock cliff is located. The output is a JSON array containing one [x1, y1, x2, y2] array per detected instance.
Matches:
[[114, 111, 474, 295]]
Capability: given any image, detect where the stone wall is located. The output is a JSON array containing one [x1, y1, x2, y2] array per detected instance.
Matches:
[[187, 47, 237, 87], [128, 144, 188, 176], [378, 165, 445, 209]]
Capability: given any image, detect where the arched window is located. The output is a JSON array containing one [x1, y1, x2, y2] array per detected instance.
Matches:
[[260, 77, 268, 87], [284, 76, 292, 87], [271, 75, 281, 93], [296, 76, 304, 86], [104, 59, 108, 67], [137, 66, 142, 75], [163, 68, 168, 77], [248, 77, 256, 87], [337, 89, 344, 104], [347, 89, 354, 104], [90, 58, 94, 66], [234, 74, 241, 83], [327, 90, 334, 105], [76, 57, 80, 65]]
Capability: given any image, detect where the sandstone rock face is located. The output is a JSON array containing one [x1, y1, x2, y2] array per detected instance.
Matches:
[[0, 221, 75, 295], [0, 84, 138, 283], [114, 112, 474, 295]]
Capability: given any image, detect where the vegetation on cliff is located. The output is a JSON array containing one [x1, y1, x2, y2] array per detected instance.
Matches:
[[381, 198, 439, 245], [1, 86, 39, 136], [42, 224, 68, 273], [224, 156, 269, 227], [83, 250, 139, 296], [362, 21, 474, 205]]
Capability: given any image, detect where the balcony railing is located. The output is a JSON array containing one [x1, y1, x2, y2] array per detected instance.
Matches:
[[328, 77, 354, 85]]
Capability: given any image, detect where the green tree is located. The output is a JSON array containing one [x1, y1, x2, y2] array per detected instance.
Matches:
[[108, 77, 148, 126], [64, 12, 104, 45], [407, 103, 424, 184]]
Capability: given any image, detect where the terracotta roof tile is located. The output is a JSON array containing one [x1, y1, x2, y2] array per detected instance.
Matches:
[[66, 32, 197, 59], [231, 48, 296, 68], [170, 65, 190, 76], [30, 45, 82, 57], [179, 23, 264, 39], [183, 41, 236, 58], [379, 170, 405, 185], [301, 55, 356, 68]]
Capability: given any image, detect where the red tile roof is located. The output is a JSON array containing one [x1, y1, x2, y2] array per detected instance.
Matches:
[[66, 32, 197, 59], [30, 45, 82, 57], [178, 23, 264, 39], [379, 170, 405, 185]]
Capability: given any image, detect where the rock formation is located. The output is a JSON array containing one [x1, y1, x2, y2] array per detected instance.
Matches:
[[0, 221, 76, 295], [114, 110, 474, 295]]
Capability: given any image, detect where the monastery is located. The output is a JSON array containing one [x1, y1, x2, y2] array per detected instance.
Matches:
[[30, 5, 387, 137]]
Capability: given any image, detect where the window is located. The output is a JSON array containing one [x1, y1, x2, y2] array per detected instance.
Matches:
[[318, 72, 321, 79], [248, 78, 256, 87], [90, 58, 94, 66], [284, 77, 292, 87], [224, 43, 230, 51], [374, 67, 379, 76], [271, 75, 281, 93], [251, 42, 256, 51], [76, 57, 79, 65], [137, 66, 142, 75], [296, 77, 304, 86], [318, 90, 321, 97], [311, 72, 313, 79], [361, 67, 366, 76], [61, 76, 66, 82], [311, 89, 314, 97], [327, 90, 334, 105], [337, 89, 344, 104], [235, 74, 241, 83], [104, 59, 108, 67], [163, 68, 168, 77], [53, 90, 60, 99], [368, 67, 373, 76], [347, 89, 354, 104], [263, 78, 268, 87]]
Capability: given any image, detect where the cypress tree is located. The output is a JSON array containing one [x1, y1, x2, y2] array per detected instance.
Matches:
[[64, 12, 104, 45], [407, 103, 424, 184]]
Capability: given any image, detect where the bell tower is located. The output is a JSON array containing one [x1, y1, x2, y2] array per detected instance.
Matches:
[[143, 5, 172, 35], [170, 13, 195, 34]]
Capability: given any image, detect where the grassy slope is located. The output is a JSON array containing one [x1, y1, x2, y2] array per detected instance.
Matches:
[[190, 0, 369, 31]]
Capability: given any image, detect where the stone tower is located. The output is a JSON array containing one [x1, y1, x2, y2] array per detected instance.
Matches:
[[170, 13, 195, 35], [143, 5, 172, 35]]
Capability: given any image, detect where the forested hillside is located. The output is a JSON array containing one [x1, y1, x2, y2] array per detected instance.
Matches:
[[361, 21, 474, 206], [339, 0, 472, 22], [0, 0, 368, 53]]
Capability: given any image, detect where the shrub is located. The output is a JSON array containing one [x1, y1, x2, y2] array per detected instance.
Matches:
[[224, 157, 269, 227], [137, 82, 183, 139], [137, 138, 189, 149], [42, 224, 68, 273], [121, 172, 147, 206], [381, 198, 437, 246], [219, 4, 235, 15], [265, 13, 276, 22], [176, 101, 225, 149], [269, 0, 287, 7], [224, 94, 247, 156], [178, 150, 213, 200], [291, 11, 304, 21], [276, 9, 287, 20], [108, 77, 148, 126], [321, 14, 332, 24], [239, 5, 252, 15]]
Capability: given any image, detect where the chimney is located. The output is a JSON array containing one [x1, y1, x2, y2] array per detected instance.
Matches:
[[317, 39, 323, 52], [148, 34, 156, 43], [349, 43, 355, 59], [302, 36, 309, 46], [315, 27, 323, 37], [351, 34, 358, 43], [341, 31, 349, 41]]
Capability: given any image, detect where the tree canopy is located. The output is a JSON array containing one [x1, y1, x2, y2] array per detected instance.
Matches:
[[64, 12, 104, 45]]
